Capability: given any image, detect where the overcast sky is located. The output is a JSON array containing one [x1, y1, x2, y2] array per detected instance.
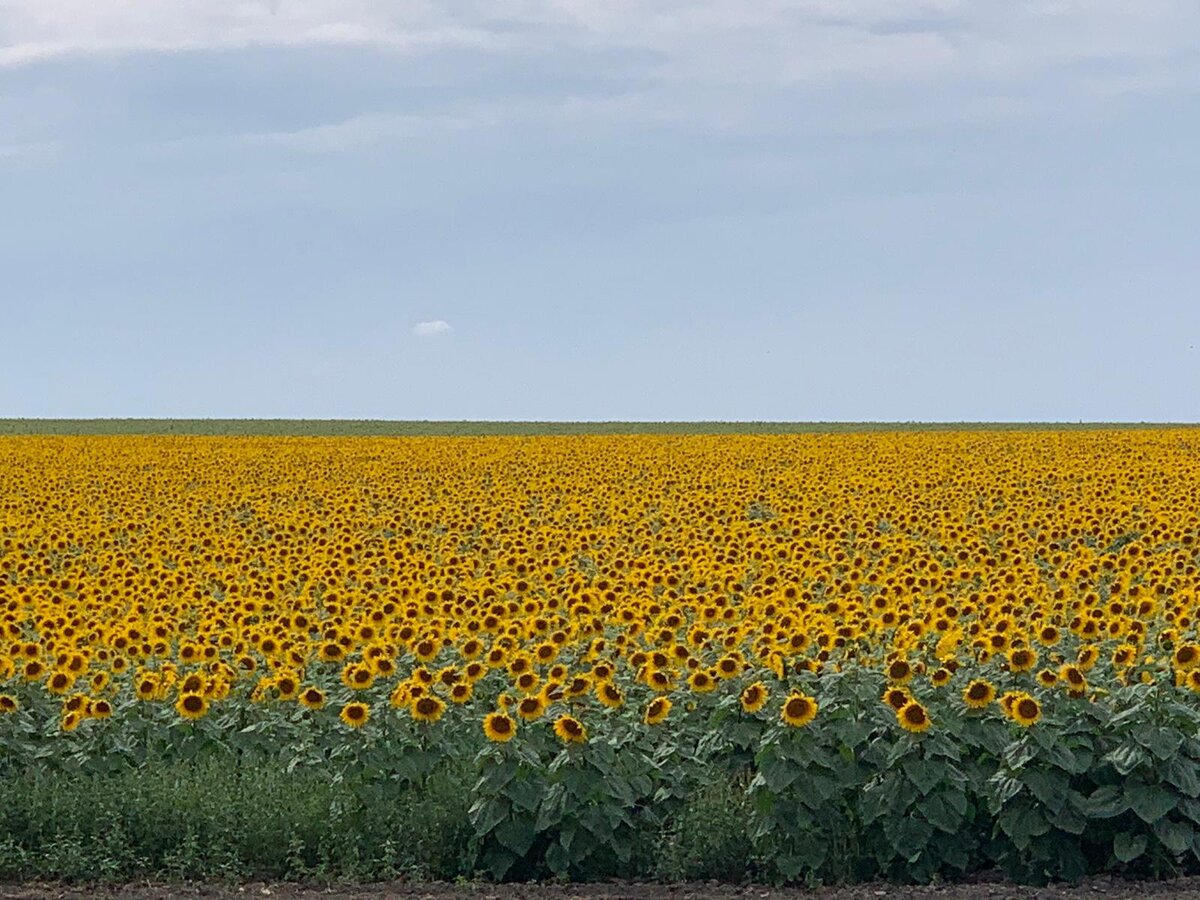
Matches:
[[2, 1, 1199, 421]]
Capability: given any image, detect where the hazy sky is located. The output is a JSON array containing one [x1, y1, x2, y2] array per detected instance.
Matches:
[[2, 1, 1199, 421]]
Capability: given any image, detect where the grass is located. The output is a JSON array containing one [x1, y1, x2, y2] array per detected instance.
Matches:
[[0, 755, 746, 883], [1, 420, 1196, 436]]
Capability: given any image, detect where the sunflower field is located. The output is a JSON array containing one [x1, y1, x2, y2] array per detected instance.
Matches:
[[4, 430, 1200, 883]]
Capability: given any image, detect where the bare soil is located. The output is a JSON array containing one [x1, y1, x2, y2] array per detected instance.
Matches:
[[6, 879, 1200, 900]]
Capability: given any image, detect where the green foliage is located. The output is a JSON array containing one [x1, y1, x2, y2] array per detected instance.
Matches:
[[11, 676, 1200, 886], [1, 420, 1188, 436]]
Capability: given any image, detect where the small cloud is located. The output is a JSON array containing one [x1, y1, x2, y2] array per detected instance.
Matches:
[[413, 319, 453, 337]]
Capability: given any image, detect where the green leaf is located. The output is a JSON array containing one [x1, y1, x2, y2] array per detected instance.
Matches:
[[997, 801, 1049, 851], [889, 812, 934, 861], [759, 754, 799, 792], [1003, 740, 1037, 770], [1106, 743, 1150, 776], [506, 777, 542, 813], [494, 813, 537, 856], [988, 775, 1023, 814], [1179, 797, 1200, 825], [1047, 803, 1087, 836], [1126, 781, 1177, 824], [1085, 784, 1128, 819], [1136, 726, 1184, 762], [1021, 768, 1069, 815], [1154, 818, 1193, 855], [468, 796, 510, 835], [1166, 758, 1200, 798], [922, 792, 963, 834], [545, 840, 571, 875], [1114, 831, 1148, 863], [774, 853, 805, 880], [903, 756, 943, 796], [1038, 742, 1079, 774], [858, 781, 891, 824]]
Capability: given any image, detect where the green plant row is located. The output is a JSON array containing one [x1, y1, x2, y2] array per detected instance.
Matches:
[[7, 670, 1200, 885], [1, 419, 1192, 436]]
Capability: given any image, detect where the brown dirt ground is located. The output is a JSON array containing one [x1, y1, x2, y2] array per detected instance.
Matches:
[[5, 879, 1200, 900]]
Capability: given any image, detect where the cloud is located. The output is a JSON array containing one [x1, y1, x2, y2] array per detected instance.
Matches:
[[3, 0, 1198, 93], [4, 0, 1200, 148], [413, 320, 453, 337]]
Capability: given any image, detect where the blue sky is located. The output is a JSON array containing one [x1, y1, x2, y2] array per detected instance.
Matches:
[[2, 1, 1199, 421]]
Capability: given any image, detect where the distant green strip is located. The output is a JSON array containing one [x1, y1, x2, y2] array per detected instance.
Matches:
[[0, 420, 1196, 436]]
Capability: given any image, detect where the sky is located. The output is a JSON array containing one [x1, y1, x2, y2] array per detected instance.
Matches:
[[2, 1, 1199, 422]]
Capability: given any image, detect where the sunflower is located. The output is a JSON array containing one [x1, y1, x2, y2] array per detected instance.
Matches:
[[781, 692, 818, 727], [1076, 645, 1099, 671], [483, 711, 516, 742], [271, 673, 298, 700], [882, 687, 911, 711], [739, 682, 768, 713], [643, 697, 672, 725], [564, 675, 591, 698], [1010, 694, 1041, 726], [1174, 644, 1200, 671], [1112, 645, 1137, 668], [930, 667, 952, 687], [1008, 648, 1037, 673], [88, 698, 113, 719], [0, 695, 17, 714], [516, 695, 546, 721], [715, 655, 741, 678], [1037, 668, 1058, 687], [963, 679, 995, 709], [340, 701, 370, 728], [647, 669, 674, 692], [596, 682, 624, 708], [411, 695, 446, 723], [1059, 664, 1087, 690], [318, 642, 345, 663], [299, 686, 326, 710], [450, 682, 473, 704], [688, 670, 716, 693], [886, 658, 913, 684], [897, 700, 931, 733], [389, 682, 412, 709], [553, 715, 587, 744], [46, 670, 73, 695], [175, 692, 210, 720], [342, 663, 375, 691], [179, 672, 205, 694]]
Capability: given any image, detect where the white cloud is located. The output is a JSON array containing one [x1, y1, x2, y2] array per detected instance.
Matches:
[[2, 0, 1198, 91], [3, 0, 1199, 146], [413, 320, 453, 337]]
